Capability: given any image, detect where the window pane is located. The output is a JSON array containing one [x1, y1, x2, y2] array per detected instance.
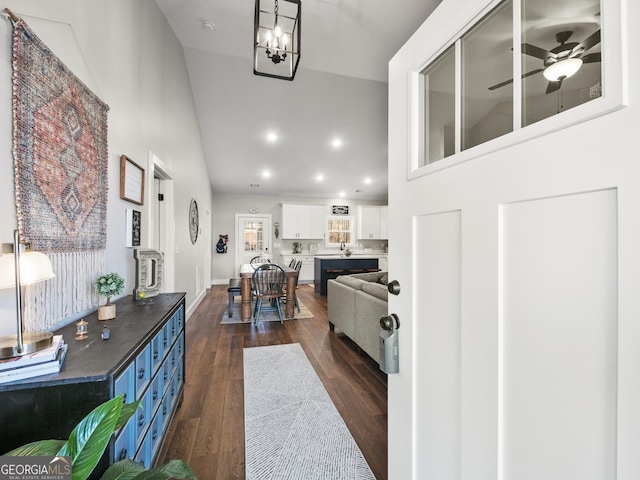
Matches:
[[420, 46, 455, 166], [244, 221, 264, 252], [462, 0, 513, 150], [522, 0, 602, 126]]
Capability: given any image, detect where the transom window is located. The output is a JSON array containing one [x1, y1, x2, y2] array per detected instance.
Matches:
[[419, 0, 602, 167]]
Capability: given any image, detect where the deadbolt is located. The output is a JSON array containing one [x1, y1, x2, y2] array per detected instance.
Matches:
[[387, 279, 401, 295]]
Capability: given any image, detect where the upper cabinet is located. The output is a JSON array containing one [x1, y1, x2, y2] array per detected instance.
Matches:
[[282, 204, 326, 239], [357, 205, 388, 240]]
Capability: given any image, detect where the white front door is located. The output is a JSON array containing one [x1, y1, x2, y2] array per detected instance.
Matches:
[[235, 214, 272, 276], [388, 1, 639, 479]]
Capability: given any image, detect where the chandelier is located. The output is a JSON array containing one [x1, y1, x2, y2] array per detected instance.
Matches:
[[254, 0, 301, 80]]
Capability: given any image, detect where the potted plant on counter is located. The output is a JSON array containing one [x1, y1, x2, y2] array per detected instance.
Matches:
[[95, 272, 125, 320]]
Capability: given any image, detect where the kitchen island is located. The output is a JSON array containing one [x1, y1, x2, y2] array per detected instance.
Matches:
[[314, 256, 379, 295]]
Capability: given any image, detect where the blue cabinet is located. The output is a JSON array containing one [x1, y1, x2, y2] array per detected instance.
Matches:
[[0, 293, 186, 479]]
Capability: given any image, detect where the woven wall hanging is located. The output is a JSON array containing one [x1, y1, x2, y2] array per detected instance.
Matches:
[[10, 15, 110, 330]]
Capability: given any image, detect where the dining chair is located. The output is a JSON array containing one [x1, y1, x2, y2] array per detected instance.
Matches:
[[280, 260, 302, 313], [251, 263, 286, 325], [250, 255, 272, 264]]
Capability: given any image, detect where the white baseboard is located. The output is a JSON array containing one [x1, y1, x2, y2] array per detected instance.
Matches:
[[186, 288, 206, 321]]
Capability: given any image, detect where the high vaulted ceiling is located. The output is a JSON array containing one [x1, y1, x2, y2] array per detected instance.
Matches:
[[155, 0, 442, 201]]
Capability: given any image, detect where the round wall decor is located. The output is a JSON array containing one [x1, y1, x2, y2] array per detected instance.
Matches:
[[189, 198, 199, 244]]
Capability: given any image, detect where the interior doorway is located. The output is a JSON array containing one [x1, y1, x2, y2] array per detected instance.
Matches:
[[147, 151, 175, 293]]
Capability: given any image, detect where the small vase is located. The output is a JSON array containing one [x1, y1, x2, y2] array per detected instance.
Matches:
[[98, 304, 116, 320]]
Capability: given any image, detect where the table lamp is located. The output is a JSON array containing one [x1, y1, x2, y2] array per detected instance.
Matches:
[[0, 229, 55, 359]]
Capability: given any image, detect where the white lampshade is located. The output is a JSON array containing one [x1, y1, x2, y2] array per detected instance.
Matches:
[[543, 58, 583, 82], [0, 250, 55, 288]]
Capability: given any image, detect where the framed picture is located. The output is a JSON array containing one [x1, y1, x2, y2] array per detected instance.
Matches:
[[125, 209, 141, 247], [120, 155, 145, 205]]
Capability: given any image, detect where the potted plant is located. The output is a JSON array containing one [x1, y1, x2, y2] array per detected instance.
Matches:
[[4, 395, 197, 480], [94, 272, 125, 320]]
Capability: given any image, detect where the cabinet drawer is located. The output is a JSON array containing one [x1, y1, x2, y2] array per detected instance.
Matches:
[[151, 329, 164, 374], [114, 418, 135, 462], [150, 372, 164, 415], [134, 431, 152, 469], [150, 408, 164, 459], [135, 385, 153, 445], [135, 344, 151, 399], [114, 363, 134, 404]]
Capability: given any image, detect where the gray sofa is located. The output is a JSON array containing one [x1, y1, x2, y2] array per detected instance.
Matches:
[[327, 271, 388, 365]]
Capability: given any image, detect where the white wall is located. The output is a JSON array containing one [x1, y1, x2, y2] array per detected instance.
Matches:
[[211, 192, 387, 284], [0, 0, 212, 335]]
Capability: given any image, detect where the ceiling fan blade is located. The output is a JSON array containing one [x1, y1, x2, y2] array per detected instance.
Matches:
[[521, 43, 552, 60], [579, 29, 601, 52], [581, 52, 601, 63], [546, 79, 563, 94], [488, 68, 544, 91]]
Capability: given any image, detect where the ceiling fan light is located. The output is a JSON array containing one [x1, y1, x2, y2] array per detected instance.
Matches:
[[543, 58, 583, 81]]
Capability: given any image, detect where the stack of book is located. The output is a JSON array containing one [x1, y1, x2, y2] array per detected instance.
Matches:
[[0, 335, 68, 385]]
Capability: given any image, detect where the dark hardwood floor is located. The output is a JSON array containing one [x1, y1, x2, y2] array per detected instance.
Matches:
[[157, 283, 388, 479]]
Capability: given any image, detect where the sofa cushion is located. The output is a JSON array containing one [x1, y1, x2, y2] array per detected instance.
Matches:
[[361, 282, 388, 301], [335, 275, 367, 290]]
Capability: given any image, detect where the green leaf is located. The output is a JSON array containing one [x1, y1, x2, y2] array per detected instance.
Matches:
[[98, 459, 145, 480], [57, 395, 124, 480], [130, 460, 197, 480], [115, 400, 141, 431], [4, 439, 66, 456]]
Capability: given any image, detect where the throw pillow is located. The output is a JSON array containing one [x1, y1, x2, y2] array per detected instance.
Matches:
[[379, 273, 388, 285]]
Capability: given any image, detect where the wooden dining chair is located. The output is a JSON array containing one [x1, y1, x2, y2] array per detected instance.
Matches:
[[280, 260, 302, 313], [251, 263, 286, 325]]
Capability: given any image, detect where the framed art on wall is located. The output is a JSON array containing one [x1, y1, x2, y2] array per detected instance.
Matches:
[[125, 209, 141, 247], [120, 155, 145, 205]]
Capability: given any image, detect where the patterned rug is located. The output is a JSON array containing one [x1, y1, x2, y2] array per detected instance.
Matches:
[[243, 343, 376, 480], [220, 299, 313, 324]]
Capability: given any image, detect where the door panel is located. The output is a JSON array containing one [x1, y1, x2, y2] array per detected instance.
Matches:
[[414, 211, 461, 479], [500, 190, 617, 480]]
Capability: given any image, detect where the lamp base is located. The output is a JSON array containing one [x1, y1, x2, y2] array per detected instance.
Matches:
[[0, 331, 54, 359]]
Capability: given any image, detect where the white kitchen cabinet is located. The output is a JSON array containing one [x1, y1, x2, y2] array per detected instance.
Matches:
[[357, 205, 388, 239], [282, 204, 325, 239], [378, 255, 388, 272]]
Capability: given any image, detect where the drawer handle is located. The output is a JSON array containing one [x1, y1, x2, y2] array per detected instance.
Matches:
[[171, 387, 175, 396], [153, 429, 158, 440], [138, 367, 145, 379], [119, 448, 127, 460], [163, 406, 167, 416], [164, 372, 168, 381], [153, 389, 158, 400], [122, 393, 127, 401], [153, 350, 159, 360], [138, 414, 144, 427], [163, 338, 167, 347]]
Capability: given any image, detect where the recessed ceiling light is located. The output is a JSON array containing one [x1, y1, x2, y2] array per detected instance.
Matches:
[[331, 138, 342, 148], [316, 174, 324, 181], [262, 171, 271, 178], [364, 177, 372, 184], [202, 21, 215, 30], [339, 191, 346, 197], [267, 132, 277, 143]]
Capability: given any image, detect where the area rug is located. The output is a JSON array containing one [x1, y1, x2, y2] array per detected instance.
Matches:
[[220, 299, 313, 324], [243, 343, 376, 480], [11, 17, 109, 330]]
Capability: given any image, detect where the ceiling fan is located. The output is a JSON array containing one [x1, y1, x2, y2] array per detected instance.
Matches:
[[488, 29, 601, 94]]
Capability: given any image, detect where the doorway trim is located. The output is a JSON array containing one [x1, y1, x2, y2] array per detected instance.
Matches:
[[147, 150, 175, 293], [235, 213, 272, 277]]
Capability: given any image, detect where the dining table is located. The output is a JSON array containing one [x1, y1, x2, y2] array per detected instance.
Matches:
[[239, 263, 299, 321]]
